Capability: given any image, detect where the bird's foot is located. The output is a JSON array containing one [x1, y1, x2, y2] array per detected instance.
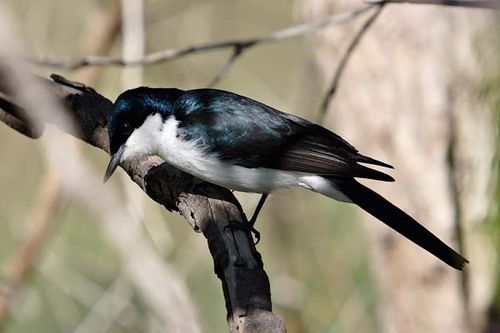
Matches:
[[224, 220, 261, 245]]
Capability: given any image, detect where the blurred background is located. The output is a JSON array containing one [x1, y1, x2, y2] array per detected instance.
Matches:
[[0, 0, 498, 332]]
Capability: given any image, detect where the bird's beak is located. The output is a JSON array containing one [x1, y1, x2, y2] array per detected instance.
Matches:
[[103, 145, 126, 183]]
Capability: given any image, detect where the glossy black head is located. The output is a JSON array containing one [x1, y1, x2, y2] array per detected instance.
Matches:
[[104, 87, 184, 182]]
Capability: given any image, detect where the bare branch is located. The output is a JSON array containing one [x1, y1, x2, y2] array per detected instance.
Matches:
[[0, 100, 43, 138], [32, 4, 376, 70], [208, 45, 245, 87], [0, 89, 45, 137], [369, 0, 498, 9], [318, 4, 385, 124]]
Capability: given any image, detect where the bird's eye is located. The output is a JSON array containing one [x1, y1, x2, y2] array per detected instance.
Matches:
[[122, 122, 132, 134]]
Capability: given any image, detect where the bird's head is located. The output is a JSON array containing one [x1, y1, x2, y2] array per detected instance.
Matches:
[[103, 87, 184, 183]]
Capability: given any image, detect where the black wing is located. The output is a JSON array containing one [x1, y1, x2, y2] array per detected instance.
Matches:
[[176, 89, 393, 181]]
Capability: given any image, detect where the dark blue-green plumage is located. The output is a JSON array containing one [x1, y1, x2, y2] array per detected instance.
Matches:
[[110, 87, 393, 181], [175, 89, 394, 181]]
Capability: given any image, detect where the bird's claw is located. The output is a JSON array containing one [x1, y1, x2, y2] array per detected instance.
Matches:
[[224, 220, 261, 245]]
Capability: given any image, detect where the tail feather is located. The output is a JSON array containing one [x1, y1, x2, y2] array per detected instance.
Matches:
[[356, 153, 394, 169], [334, 179, 468, 270], [353, 164, 395, 182]]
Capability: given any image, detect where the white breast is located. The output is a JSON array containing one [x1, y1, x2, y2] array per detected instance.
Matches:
[[155, 116, 298, 193], [127, 114, 351, 202]]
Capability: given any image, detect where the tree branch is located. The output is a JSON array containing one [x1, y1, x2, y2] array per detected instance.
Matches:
[[32, 4, 376, 70], [208, 45, 245, 87], [318, 4, 385, 124], [0, 74, 285, 333], [0, 89, 44, 138]]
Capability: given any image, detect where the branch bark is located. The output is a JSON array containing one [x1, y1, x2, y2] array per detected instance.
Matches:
[[0, 74, 285, 333]]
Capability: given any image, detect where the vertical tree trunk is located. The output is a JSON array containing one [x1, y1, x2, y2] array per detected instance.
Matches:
[[299, 2, 497, 332]]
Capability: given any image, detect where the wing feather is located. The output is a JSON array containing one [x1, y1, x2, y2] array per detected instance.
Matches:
[[176, 89, 394, 182]]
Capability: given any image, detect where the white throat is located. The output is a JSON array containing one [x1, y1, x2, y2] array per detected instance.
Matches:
[[121, 113, 164, 161]]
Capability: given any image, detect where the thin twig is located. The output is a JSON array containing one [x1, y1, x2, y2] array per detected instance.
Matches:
[[208, 45, 246, 87], [369, 0, 498, 9], [33, 4, 376, 70], [318, 4, 385, 124]]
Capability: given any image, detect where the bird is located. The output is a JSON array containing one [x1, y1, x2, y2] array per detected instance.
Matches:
[[103, 87, 468, 270]]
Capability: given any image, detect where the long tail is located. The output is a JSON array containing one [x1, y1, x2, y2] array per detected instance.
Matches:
[[334, 179, 468, 270]]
